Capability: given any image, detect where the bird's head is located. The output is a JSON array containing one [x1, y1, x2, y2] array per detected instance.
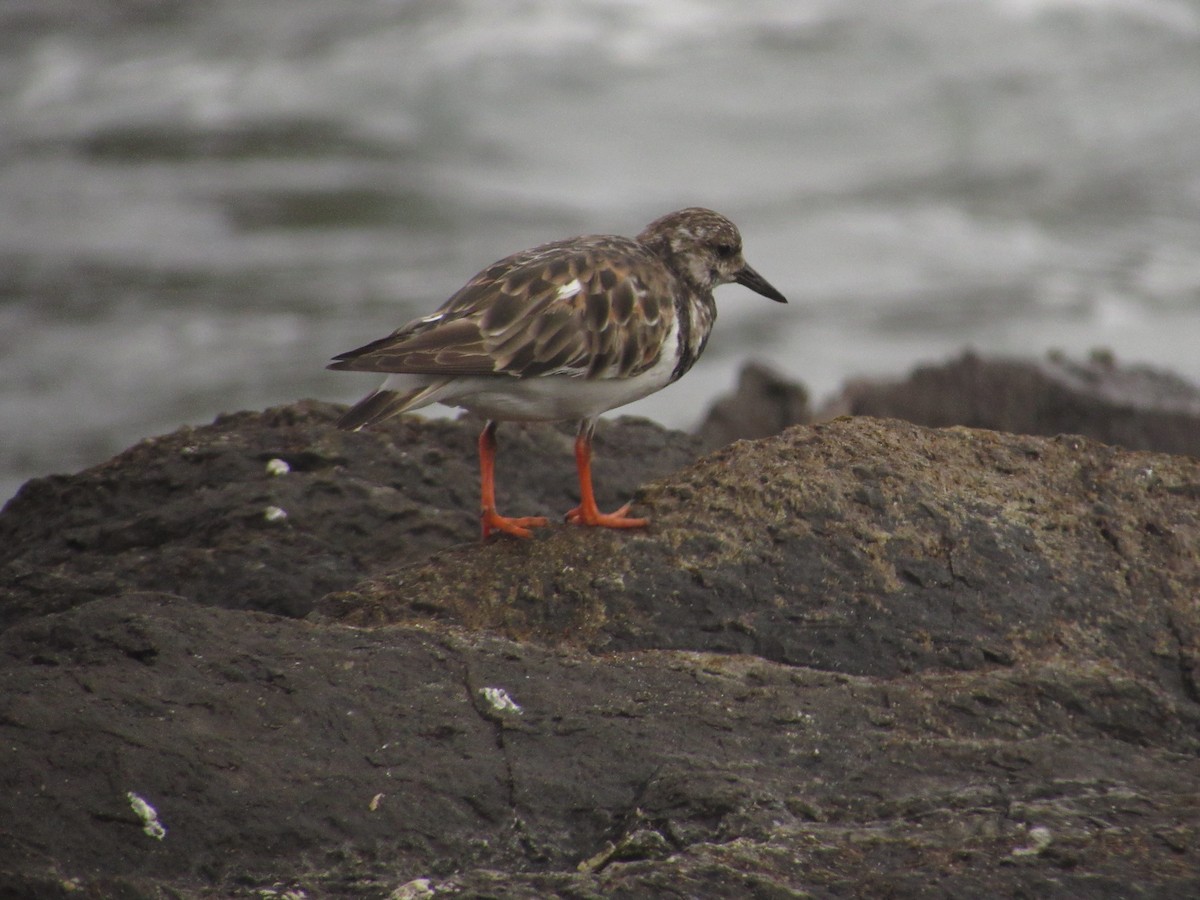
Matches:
[[637, 207, 787, 303]]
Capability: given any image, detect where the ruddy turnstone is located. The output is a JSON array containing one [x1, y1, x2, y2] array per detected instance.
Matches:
[[329, 207, 787, 539]]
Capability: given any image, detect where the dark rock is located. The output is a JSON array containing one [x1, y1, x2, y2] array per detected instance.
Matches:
[[695, 361, 811, 450], [2, 405, 1200, 897], [0, 401, 701, 629], [317, 417, 1200, 697], [823, 350, 1200, 457], [5, 589, 1199, 898]]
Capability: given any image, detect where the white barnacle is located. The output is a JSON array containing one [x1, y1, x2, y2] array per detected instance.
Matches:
[[126, 792, 166, 840], [1011, 824, 1052, 856], [264, 505, 288, 523], [255, 887, 308, 900], [266, 458, 291, 476], [480, 686, 522, 714], [390, 879, 436, 900]]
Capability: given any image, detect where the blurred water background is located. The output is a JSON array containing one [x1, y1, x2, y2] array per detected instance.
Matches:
[[3, 0, 1200, 502]]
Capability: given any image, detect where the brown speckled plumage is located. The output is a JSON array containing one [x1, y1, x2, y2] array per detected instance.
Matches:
[[332, 235, 672, 382], [328, 207, 786, 538], [331, 208, 784, 394]]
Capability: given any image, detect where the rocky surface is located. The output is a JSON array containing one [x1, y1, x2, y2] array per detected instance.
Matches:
[[823, 350, 1200, 457], [317, 418, 1200, 688], [3, 365, 1200, 898], [0, 402, 700, 629]]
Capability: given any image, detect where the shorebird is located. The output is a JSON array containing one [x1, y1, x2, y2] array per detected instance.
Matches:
[[330, 207, 787, 539]]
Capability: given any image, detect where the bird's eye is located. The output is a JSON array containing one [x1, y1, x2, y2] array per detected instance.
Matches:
[[716, 243, 738, 259]]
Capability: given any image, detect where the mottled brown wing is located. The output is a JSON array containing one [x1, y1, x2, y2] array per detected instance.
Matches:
[[329, 236, 678, 380]]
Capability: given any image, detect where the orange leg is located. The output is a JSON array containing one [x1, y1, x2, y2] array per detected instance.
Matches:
[[479, 421, 549, 540], [565, 421, 648, 529]]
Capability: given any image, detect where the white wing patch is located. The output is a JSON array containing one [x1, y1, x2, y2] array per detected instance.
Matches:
[[555, 278, 583, 301]]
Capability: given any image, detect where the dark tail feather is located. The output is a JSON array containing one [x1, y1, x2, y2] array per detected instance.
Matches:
[[335, 378, 451, 431], [336, 390, 408, 431]]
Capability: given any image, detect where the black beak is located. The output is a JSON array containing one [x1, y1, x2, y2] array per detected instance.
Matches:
[[735, 263, 788, 303]]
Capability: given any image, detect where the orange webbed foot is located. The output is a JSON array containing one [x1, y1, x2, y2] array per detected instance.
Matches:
[[481, 509, 550, 540], [565, 502, 648, 529]]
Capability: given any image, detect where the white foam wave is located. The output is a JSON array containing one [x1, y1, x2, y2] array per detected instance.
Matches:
[[975, 0, 1200, 32]]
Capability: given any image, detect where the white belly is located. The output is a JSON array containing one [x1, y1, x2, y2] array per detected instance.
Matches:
[[442, 367, 675, 421], [387, 317, 684, 422]]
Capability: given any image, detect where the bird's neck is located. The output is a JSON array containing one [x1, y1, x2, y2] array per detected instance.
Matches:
[[669, 287, 716, 384]]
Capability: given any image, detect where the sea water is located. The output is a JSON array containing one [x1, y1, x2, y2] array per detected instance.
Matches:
[[3, 0, 1200, 500]]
